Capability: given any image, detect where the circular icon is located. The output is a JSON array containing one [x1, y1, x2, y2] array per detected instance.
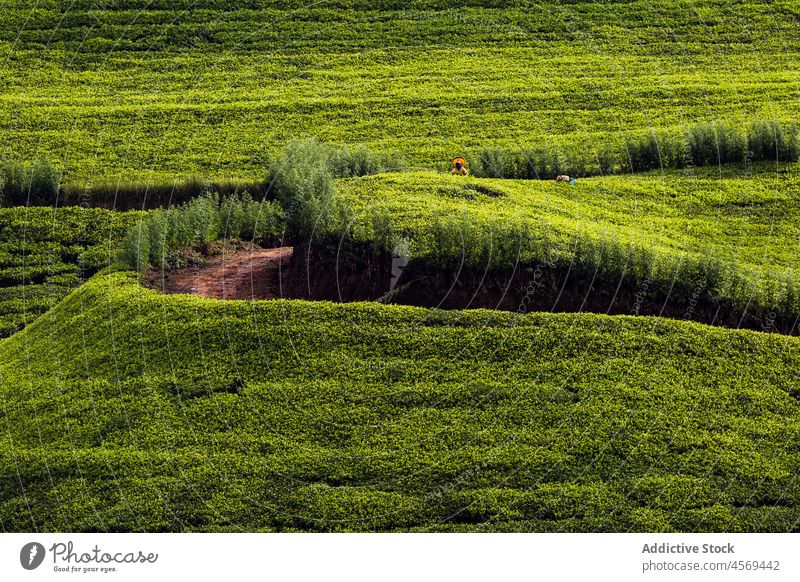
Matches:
[[20, 542, 46, 570]]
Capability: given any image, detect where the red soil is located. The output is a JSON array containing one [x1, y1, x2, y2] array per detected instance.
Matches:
[[157, 246, 293, 300]]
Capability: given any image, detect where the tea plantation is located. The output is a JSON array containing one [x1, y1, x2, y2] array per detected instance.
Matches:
[[338, 164, 800, 317], [2, 0, 800, 183], [0, 271, 798, 532], [2, 0, 800, 535]]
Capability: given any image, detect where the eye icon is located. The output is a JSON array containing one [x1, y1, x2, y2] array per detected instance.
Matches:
[[20, 542, 46, 570]]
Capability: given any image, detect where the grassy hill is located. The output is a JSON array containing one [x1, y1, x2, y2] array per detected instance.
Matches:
[[337, 165, 800, 316], [342, 165, 800, 274], [2, 1, 800, 183], [1, 271, 799, 532]]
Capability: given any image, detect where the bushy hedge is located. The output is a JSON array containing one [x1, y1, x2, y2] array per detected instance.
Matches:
[[61, 176, 261, 211], [1, 142, 393, 210], [267, 139, 337, 241], [117, 140, 393, 268], [121, 192, 283, 270], [266, 138, 394, 240]]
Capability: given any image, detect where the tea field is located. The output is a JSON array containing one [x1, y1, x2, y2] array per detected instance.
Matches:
[[0, 207, 143, 338], [2, 0, 800, 184], [2, 0, 800, 535], [0, 271, 798, 532]]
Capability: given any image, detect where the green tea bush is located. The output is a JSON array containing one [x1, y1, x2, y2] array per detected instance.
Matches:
[[470, 146, 566, 179], [626, 131, 664, 173], [329, 144, 392, 178], [748, 120, 800, 163], [29, 159, 61, 205], [147, 211, 170, 269], [122, 220, 151, 270], [266, 139, 388, 242], [0, 160, 26, 204], [240, 192, 284, 241], [2, 271, 800, 532], [470, 120, 799, 179], [4, 1, 800, 184], [0, 206, 143, 338], [61, 176, 266, 210], [166, 205, 190, 248], [220, 194, 246, 240], [714, 123, 747, 165], [4, 145, 389, 212], [185, 193, 221, 246], [683, 123, 741, 167]]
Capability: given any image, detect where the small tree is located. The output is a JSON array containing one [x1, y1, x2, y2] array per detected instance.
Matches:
[[220, 194, 245, 240], [0, 160, 27, 205], [269, 139, 336, 241], [29, 158, 60, 204], [185, 193, 220, 245], [122, 221, 151, 271], [147, 210, 169, 268]]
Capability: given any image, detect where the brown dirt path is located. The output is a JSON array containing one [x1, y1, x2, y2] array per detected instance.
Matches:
[[158, 246, 293, 300]]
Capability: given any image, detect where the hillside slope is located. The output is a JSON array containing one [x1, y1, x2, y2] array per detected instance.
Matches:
[[2, 1, 799, 182], [0, 207, 144, 338], [1, 271, 798, 532]]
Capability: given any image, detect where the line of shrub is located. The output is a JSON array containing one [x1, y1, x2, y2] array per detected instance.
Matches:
[[468, 119, 799, 179], [1, 142, 395, 210], [121, 192, 284, 270], [62, 177, 263, 211], [121, 139, 384, 270], [0, 158, 61, 206], [4, 121, 793, 210]]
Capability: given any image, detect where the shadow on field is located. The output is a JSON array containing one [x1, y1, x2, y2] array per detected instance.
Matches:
[[151, 243, 798, 336]]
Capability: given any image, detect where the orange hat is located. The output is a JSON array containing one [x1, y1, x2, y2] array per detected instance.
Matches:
[[452, 157, 466, 166]]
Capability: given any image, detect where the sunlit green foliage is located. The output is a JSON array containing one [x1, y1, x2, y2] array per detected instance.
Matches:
[[121, 193, 282, 269], [0, 271, 798, 532], [336, 165, 800, 316], [2, 1, 799, 183]]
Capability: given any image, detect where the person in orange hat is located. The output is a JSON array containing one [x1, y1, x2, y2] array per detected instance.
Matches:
[[451, 157, 469, 176]]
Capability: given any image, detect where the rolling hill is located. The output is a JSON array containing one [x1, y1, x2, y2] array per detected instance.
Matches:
[[0, 271, 798, 532], [2, 0, 799, 536]]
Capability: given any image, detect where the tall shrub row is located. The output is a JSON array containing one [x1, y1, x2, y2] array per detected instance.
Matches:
[[1, 143, 392, 209], [3, 122, 795, 209], [469, 119, 800, 178], [0, 159, 60, 206], [122, 193, 283, 269]]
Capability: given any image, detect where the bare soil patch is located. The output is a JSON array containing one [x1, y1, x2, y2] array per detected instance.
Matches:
[[149, 246, 293, 300]]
